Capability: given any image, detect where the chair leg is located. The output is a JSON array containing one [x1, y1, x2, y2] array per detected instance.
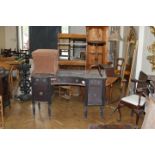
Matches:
[[32, 100, 35, 117], [84, 106, 88, 119], [135, 110, 144, 125], [38, 102, 40, 111], [1, 107, 4, 128], [113, 103, 124, 121], [99, 106, 104, 118], [58, 87, 60, 96], [0, 97, 4, 128], [117, 104, 122, 121], [109, 85, 113, 104], [112, 103, 122, 113], [48, 101, 51, 119], [136, 113, 140, 125]]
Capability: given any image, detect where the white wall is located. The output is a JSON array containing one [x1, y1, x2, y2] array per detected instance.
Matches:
[[0, 26, 5, 50], [119, 26, 124, 57], [135, 27, 145, 78], [134, 26, 155, 78], [134, 26, 139, 35], [5, 26, 17, 50], [132, 26, 139, 78], [69, 26, 86, 34]]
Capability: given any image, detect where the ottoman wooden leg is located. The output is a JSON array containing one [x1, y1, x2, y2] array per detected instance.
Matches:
[[0, 96, 4, 128]]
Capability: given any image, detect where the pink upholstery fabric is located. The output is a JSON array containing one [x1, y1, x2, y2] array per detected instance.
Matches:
[[32, 49, 59, 74]]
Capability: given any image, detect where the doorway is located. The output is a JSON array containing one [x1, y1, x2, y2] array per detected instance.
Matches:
[[18, 26, 29, 50], [29, 26, 61, 52]]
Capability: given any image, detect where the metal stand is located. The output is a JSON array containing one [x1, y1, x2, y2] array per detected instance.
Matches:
[[16, 52, 32, 101], [88, 41, 105, 77]]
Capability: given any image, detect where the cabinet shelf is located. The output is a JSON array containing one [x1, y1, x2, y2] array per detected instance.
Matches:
[[58, 33, 86, 40], [58, 33, 86, 61]]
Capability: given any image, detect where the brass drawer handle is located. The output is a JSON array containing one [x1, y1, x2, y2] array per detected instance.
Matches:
[[39, 92, 43, 96]]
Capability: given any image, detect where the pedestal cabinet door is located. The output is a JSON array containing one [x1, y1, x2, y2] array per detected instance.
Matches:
[[32, 77, 52, 101], [85, 79, 105, 106]]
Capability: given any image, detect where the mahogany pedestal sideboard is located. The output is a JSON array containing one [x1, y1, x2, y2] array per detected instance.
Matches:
[[31, 69, 106, 118]]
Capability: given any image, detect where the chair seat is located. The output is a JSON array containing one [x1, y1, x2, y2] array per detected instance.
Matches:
[[121, 94, 146, 106]]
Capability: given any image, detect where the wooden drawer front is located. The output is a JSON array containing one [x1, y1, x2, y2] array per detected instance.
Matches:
[[56, 77, 85, 85]]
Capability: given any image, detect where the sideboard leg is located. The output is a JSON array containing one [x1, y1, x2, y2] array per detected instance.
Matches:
[[99, 106, 104, 118], [32, 100, 35, 117], [48, 101, 51, 119], [84, 106, 88, 119], [38, 102, 40, 111]]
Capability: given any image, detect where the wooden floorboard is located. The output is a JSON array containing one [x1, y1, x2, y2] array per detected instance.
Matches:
[[3, 94, 144, 129], [0, 80, 144, 129]]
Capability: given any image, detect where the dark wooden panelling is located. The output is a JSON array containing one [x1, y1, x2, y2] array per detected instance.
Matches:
[[29, 26, 61, 52]]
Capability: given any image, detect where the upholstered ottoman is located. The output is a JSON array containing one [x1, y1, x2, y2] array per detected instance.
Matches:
[[32, 49, 59, 74]]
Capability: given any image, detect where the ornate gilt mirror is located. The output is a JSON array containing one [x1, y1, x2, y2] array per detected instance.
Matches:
[[123, 26, 137, 80], [147, 26, 155, 71]]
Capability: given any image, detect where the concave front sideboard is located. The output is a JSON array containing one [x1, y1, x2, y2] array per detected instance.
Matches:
[[31, 69, 106, 118]]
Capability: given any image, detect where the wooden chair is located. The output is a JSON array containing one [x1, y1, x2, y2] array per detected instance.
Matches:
[[114, 58, 125, 78], [114, 71, 149, 125], [104, 67, 119, 104], [105, 67, 115, 77], [0, 96, 4, 128]]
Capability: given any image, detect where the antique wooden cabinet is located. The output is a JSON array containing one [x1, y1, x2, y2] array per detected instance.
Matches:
[[86, 26, 109, 69], [57, 33, 86, 60], [31, 70, 106, 118], [0, 69, 10, 107]]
